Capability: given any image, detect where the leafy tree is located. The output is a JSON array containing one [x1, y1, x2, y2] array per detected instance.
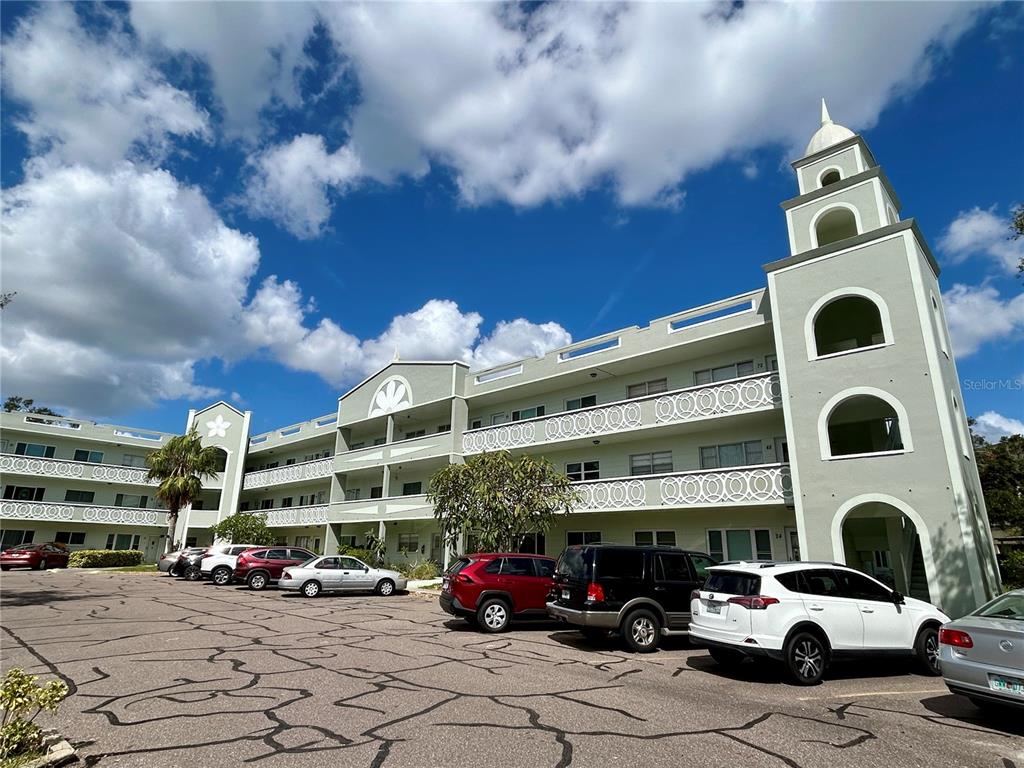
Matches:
[[428, 451, 580, 553], [0, 292, 15, 310], [975, 433, 1024, 536], [1012, 202, 1024, 276], [3, 396, 62, 417], [146, 427, 222, 553], [209, 512, 275, 546]]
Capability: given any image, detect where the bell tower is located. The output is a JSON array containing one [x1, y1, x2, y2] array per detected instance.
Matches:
[[764, 101, 999, 618]]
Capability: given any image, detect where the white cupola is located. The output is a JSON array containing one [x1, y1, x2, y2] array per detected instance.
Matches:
[[804, 99, 855, 156]]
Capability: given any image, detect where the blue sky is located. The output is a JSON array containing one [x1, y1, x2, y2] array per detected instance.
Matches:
[[1, 2, 1021, 440]]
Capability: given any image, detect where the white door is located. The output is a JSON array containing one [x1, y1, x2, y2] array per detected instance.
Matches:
[[838, 570, 913, 649], [339, 557, 374, 590], [798, 569, 864, 650]]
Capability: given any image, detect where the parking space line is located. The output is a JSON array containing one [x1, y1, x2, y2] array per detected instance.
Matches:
[[797, 688, 947, 701]]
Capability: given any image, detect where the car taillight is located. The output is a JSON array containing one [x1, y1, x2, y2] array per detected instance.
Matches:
[[727, 596, 780, 610], [939, 628, 973, 648], [586, 583, 605, 602], [456, 573, 474, 584], [690, 589, 701, 601]]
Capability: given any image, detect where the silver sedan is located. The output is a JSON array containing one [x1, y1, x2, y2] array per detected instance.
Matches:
[[940, 589, 1024, 711], [279, 555, 408, 598]]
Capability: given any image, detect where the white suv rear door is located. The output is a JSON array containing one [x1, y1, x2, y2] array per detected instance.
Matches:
[[796, 569, 864, 651], [835, 569, 913, 649]]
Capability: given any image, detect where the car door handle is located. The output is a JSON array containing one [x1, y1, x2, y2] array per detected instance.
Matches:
[[654, 586, 667, 591], [861, 608, 874, 613], [809, 604, 824, 611]]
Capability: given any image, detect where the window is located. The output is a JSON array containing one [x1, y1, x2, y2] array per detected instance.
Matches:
[[490, 413, 508, 426], [567, 531, 601, 546], [285, 458, 296, 466], [566, 395, 597, 411], [64, 490, 95, 504], [397, 533, 419, 553], [634, 530, 676, 547], [820, 169, 841, 186], [689, 554, 716, 578], [699, 441, 764, 469], [655, 552, 690, 581], [372, 437, 386, 446], [836, 570, 892, 602], [626, 379, 668, 399], [260, 499, 273, 510], [14, 443, 56, 458], [3, 486, 45, 501], [470, 419, 483, 430], [765, 354, 778, 372], [319, 557, 340, 570], [484, 558, 503, 574], [814, 207, 858, 247], [1, 530, 34, 548], [370, 486, 383, 499], [515, 532, 546, 554], [266, 462, 279, 469], [598, 549, 645, 579], [73, 449, 103, 463], [802, 569, 843, 597], [502, 557, 536, 576], [340, 557, 364, 569], [566, 461, 600, 481], [535, 559, 555, 578], [121, 454, 146, 467], [192, 500, 204, 510], [694, 360, 755, 385], [338, 536, 357, 548], [55, 531, 86, 546], [826, 395, 904, 456], [629, 451, 672, 476], [344, 489, 361, 501], [402, 482, 422, 496], [114, 494, 148, 508], [707, 529, 772, 562], [404, 429, 426, 440], [437, 424, 451, 433], [704, 571, 760, 596], [265, 548, 289, 560], [239, 502, 250, 512], [814, 296, 886, 357], [105, 533, 140, 551], [512, 405, 545, 421], [350, 442, 365, 450]]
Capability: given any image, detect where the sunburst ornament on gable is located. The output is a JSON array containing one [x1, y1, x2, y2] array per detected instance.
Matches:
[[205, 414, 231, 438], [369, 376, 412, 417]]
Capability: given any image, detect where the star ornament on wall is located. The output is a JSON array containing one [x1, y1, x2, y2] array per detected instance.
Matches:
[[206, 414, 231, 438]]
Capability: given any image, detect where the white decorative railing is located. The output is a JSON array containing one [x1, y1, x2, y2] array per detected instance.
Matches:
[[462, 373, 780, 453], [243, 457, 333, 489], [0, 500, 164, 526], [654, 374, 780, 423], [264, 505, 330, 527], [0, 454, 156, 485], [659, 465, 792, 506], [575, 479, 647, 510]]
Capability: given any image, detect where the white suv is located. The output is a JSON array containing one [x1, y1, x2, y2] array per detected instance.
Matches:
[[198, 544, 259, 585], [689, 562, 950, 684]]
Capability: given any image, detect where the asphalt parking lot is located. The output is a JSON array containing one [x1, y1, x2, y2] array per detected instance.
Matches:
[[0, 570, 1021, 768]]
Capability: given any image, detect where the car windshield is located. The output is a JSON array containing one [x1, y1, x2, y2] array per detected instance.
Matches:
[[703, 570, 761, 596], [300, 557, 320, 567], [974, 593, 1024, 621]]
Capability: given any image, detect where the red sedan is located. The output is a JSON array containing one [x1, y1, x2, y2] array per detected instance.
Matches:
[[0, 543, 70, 571]]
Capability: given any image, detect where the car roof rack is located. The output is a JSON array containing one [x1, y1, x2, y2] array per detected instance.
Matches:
[[715, 560, 847, 569]]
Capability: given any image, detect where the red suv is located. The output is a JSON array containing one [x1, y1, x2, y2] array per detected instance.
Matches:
[[440, 553, 556, 633], [234, 547, 316, 590]]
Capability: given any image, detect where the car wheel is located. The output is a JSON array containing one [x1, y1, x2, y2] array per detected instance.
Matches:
[[375, 579, 396, 597], [1, 566, 10, 572], [302, 580, 321, 598], [211, 567, 232, 586], [183, 565, 202, 581], [37, 558, 47, 571], [622, 608, 661, 653], [476, 598, 511, 633], [580, 628, 609, 643], [785, 631, 827, 685], [247, 572, 269, 591], [709, 646, 746, 668], [914, 625, 941, 676]]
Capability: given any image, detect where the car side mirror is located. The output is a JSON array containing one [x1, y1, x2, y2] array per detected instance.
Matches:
[[892, 590, 905, 605], [363, 566, 369, 572]]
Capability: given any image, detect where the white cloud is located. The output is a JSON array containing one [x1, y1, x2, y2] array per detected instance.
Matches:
[[942, 283, 1024, 357], [129, 1, 320, 137], [973, 410, 1024, 442], [938, 206, 1023, 274], [1, 3, 209, 167], [306, 1, 981, 213], [1, 161, 259, 416], [242, 134, 363, 239], [472, 319, 573, 370]]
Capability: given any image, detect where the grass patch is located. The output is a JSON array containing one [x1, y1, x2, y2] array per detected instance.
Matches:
[[417, 582, 442, 590], [0, 750, 45, 768], [108, 564, 159, 573]]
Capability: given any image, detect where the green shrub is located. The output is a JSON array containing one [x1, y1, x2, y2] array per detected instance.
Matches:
[[999, 550, 1024, 590], [0, 668, 68, 760], [391, 559, 440, 580], [337, 547, 377, 564], [67, 549, 144, 568]]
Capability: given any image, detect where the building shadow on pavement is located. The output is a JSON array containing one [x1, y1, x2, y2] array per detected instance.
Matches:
[[0, 589, 95, 608], [919, 694, 1024, 736]]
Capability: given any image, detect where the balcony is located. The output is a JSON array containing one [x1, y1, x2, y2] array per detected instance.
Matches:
[[329, 494, 434, 524], [0, 500, 167, 527], [574, 463, 792, 511], [334, 431, 455, 473], [0, 454, 225, 489], [264, 504, 330, 527], [462, 372, 781, 454], [243, 457, 333, 490]]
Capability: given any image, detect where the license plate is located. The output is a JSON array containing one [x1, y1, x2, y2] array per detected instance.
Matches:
[[706, 602, 721, 615], [442, 578, 450, 592], [561, 589, 571, 600], [989, 674, 1024, 696]]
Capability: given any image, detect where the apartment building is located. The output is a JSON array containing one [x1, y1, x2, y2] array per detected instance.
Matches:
[[0, 105, 999, 618]]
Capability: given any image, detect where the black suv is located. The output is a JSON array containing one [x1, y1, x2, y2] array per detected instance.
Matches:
[[546, 544, 717, 652]]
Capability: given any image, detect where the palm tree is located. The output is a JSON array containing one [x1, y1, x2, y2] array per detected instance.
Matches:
[[146, 427, 222, 553]]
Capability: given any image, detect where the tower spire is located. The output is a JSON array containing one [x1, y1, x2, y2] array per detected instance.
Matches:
[[820, 98, 832, 125]]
